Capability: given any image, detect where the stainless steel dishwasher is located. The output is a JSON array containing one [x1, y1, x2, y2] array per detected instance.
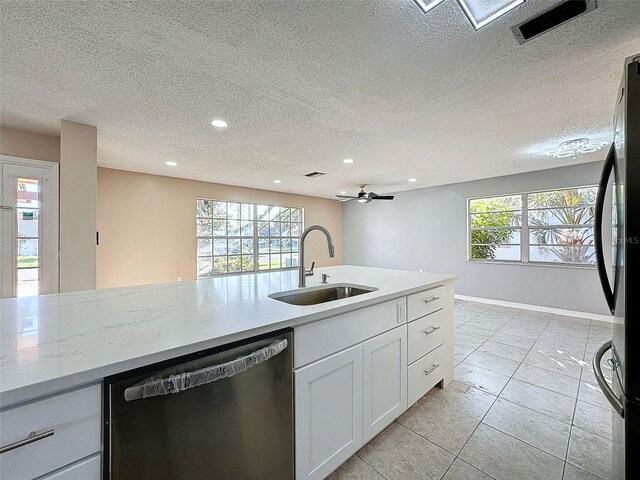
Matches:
[[104, 329, 293, 480]]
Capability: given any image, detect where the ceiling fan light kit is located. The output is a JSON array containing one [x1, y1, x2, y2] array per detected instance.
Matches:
[[336, 184, 395, 204]]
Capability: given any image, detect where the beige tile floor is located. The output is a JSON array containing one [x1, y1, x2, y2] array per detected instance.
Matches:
[[327, 300, 615, 480]]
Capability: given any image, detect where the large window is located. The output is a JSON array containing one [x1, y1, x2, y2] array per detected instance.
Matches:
[[196, 200, 303, 277], [469, 186, 597, 266]]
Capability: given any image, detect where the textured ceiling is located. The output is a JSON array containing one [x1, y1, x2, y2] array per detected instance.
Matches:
[[1, 0, 639, 198]]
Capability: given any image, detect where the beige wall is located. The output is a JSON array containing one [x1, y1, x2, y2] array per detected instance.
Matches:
[[97, 168, 342, 289], [0, 126, 60, 162], [59, 120, 97, 292]]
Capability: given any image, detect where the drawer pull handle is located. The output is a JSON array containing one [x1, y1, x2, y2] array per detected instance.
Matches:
[[423, 296, 440, 304], [424, 326, 441, 336], [424, 364, 440, 376], [0, 429, 54, 454]]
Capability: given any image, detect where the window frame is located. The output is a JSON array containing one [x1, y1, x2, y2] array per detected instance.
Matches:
[[467, 184, 597, 268], [196, 199, 304, 278]]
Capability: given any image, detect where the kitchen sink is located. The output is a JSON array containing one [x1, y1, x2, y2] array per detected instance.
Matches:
[[269, 283, 378, 306]]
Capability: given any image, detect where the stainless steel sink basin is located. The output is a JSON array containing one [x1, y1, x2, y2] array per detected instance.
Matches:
[[269, 283, 378, 306]]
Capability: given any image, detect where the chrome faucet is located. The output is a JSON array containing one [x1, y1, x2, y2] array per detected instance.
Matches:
[[299, 225, 335, 288]]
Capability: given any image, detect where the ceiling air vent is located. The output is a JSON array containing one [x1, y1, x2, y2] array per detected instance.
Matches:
[[304, 171, 326, 178], [511, 0, 597, 45]]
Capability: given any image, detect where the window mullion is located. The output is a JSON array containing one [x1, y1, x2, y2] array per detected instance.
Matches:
[[253, 204, 258, 272], [521, 193, 530, 263]]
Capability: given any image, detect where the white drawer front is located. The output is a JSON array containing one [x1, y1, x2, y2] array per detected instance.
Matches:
[[407, 308, 447, 364], [407, 285, 447, 322], [408, 345, 445, 406], [0, 384, 102, 480], [40, 454, 101, 480], [295, 298, 406, 368]]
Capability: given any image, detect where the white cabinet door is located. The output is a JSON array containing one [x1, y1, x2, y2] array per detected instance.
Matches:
[[295, 344, 363, 480], [363, 326, 407, 443]]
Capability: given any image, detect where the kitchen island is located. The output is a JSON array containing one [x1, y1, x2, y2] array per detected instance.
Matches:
[[1, 265, 456, 479]]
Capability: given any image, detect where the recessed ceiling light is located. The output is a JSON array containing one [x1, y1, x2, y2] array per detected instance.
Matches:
[[339, 191, 347, 195], [210, 119, 228, 128], [458, 0, 525, 30], [414, 0, 445, 14], [343, 159, 354, 164], [273, 179, 282, 184], [166, 161, 177, 166], [409, 178, 417, 183]]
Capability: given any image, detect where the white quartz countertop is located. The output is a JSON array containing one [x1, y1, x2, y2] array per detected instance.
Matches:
[[0, 265, 456, 408]]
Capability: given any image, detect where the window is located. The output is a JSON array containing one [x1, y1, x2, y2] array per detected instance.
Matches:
[[469, 186, 597, 266], [196, 200, 303, 277]]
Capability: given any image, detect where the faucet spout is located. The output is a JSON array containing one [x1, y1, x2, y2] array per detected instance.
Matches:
[[299, 225, 335, 288]]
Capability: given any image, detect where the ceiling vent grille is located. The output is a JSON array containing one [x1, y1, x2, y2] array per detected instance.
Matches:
[[511, 0, 597, 45], [304, 171, 326, 178]]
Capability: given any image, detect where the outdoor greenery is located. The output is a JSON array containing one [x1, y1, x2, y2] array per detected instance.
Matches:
[[528, 188, 596, 264], [469, 197, 520, 259], [17, 256, 39, 268], [469, 187, 597, 264], [197, 200, 303, 277]]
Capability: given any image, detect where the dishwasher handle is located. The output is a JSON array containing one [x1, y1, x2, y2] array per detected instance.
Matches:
[[124, 339, 288, 401]]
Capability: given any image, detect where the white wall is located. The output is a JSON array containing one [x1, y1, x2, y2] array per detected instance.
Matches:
[[342, 161, 611, 315]]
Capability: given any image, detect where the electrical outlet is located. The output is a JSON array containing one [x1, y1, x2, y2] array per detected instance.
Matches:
[[397, 301, 406, 324], [177, 277, 182, 282]]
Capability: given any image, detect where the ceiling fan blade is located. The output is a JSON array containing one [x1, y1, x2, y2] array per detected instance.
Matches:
[[336, 195, 359, 199], [372, 195, 394, 200]]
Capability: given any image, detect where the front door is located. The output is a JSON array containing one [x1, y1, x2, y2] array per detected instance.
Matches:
[[0, 156, 59, 298]]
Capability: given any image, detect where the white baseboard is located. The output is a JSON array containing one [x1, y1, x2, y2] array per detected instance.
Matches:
[[454, 294, 617, 324]]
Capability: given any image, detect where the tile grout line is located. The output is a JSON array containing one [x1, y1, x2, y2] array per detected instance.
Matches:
[[355, 450, 390, 480], [453, 304, 583, 478], [447, 305, 525, 478], [561, 319, 591, 479], [334, 302, 606, 479]]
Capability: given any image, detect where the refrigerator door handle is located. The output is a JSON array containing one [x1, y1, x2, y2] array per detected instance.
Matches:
[[593, 340, 624, 418], [594, 143, 616, 314]]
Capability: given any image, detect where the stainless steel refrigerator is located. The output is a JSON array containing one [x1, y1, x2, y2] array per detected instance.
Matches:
[[593, 53, 640, 480]]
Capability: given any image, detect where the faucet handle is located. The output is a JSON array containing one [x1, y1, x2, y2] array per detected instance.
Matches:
[[305, 261, 315, 277], [321, 274, 330, 284]]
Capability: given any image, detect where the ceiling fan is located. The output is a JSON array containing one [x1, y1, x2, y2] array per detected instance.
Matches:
[[336, 184, 395, 203]]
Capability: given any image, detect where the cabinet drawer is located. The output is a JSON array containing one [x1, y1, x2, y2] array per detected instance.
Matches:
[[407, 286, 447, 321], [408, 308, 447, 364], [408, 345, 445, 406], [40, 454, 101, 480], [295, 298, 406, 368], [0, 384, 102, 480]]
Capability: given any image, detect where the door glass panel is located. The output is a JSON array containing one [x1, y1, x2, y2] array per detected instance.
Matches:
[[16, 177, 41, 296]]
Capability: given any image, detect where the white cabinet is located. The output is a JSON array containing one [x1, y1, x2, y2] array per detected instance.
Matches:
[[40, 454, 101, 480], [363, 326, 407, 443], [406, 283, 455, 407], [408, 308, 447, 364], [295, 345, 363, 480], [408, 344, 446, 406], [0, 384, 102, 480]]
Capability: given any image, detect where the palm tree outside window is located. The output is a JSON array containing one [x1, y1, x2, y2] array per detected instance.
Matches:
[[469, 186, 597, 266]]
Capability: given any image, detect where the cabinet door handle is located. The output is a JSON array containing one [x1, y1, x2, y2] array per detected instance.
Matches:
[[423, 296, 440, 304], [0, 429, 55, 454], [424, 364, 440, 376], [424, 326, 441, 336]]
